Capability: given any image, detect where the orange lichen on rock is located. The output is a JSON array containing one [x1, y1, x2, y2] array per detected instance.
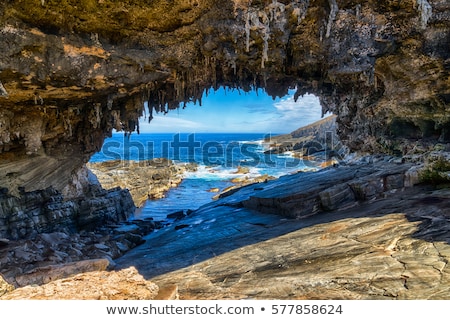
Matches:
[[63, 43, 109, 59]]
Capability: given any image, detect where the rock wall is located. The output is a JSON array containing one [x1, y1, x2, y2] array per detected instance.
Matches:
[[0, 174, 135, 240], [0, 1, 449, 238]]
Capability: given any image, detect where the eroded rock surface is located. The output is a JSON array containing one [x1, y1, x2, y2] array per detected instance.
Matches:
[[0, 266, 159, 300], [0, 218, 160, 288], [87, 159, 198, 207], [0, 169, 136, 239], [1, 0, 449, 214], [0, 0, 449, 300], [114, 160, 450, 299]]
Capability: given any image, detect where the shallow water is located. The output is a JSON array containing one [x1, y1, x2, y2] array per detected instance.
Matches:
[[91, 133, 315, 221]]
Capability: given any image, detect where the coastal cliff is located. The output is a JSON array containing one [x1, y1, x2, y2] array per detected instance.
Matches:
[[1, 1, 449, 209], [0, 0, 449, 300]]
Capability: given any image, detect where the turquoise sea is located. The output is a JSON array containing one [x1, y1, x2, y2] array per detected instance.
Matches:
[[90, 133, 314, 221]]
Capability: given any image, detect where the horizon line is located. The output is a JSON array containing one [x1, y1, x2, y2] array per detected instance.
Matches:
[[111, 131, 287, 135]]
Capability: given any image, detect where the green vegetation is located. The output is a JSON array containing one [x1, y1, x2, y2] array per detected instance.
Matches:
[[419, 156, 450, 186]]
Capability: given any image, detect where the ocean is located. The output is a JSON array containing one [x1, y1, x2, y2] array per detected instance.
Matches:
[[90, 133, 315, 221]]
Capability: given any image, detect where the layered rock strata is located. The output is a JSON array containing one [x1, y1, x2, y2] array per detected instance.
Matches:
[[1, 266, 160, 300], [0, 217, 160, 289], [263, 114, 348, 163], [87, 158, 198, 207], [0, 0, 449, 238], [0, 167, 135, 240], [114, 157, 450, 300], [0, 1, 448, 181], [1, 155, 449, 299]]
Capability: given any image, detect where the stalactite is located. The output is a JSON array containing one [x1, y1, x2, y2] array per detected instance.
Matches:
[[111, 110, 121, 130], [0, 81, 8, 97], [242, 1, 290, 69], [148, 106, 154, 123], [355, 4, 361, 20], [261, 32, 269, 68], [33, 92, 43, 105], [244, 8, 270, 68], [245, 10, 251, 52], [267, 0, 285, 23], [95, 103, 101, 127], [416, 0, 432, 29], [62, 114, 72, 137], [326, 0, 338, 38], [292, 0, 310, 25], [107, 95, 113, 110], [90, 33, 101, 47]]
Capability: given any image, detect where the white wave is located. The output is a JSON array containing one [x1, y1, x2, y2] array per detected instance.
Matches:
[[183, 164, 264, 181]]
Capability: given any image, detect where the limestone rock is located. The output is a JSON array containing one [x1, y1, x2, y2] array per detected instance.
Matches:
[[0, 267, 159, 300], [240, 161, 414, 218], [0, 0, 449, 241], [0, 183, 135, 240], [0, 0, 449, 301], [0, 219, 159, 289], [87, 159, 197, 207], [114, 160, 450, 299], [0, 275, 14, 296], [14, 259, 110, 288], [265, 115, 346, 161]]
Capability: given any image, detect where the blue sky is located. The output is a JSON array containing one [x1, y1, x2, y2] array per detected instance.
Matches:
[[139, 87, 328, 134]]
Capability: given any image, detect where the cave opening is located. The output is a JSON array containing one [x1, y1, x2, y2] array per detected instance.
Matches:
[[91, 86, 335, 221], [140, 86, 326, 135]]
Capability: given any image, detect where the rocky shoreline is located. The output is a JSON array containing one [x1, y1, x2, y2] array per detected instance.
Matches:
[[2, 119, 450, 300], [87, 158, 198, 207], [0, 0, 449, 301], [1, 150, 450, 299], [113, 152, 450, 300]]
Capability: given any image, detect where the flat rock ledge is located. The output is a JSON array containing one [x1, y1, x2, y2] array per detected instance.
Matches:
[[114, 156, 450, 300], [148, 212, 450, 300], [3, 155, 450, 300], [0, 266, 159, 300]]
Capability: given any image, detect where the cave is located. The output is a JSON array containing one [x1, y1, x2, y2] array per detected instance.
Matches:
[[0, 0, 448, 240], [1, 0, 450, 301]]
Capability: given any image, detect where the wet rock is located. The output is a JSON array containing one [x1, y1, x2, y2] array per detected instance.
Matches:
[[233, 166, 250, 174], [239, 161, 414, 218], [167, 210, 186, 221], [174, 224, 190, 231], [0, 238, 9, 247]]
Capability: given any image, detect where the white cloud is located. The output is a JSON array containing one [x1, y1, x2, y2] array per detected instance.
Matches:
[[252, 94, 326, 133], [274, 94, 322, 119], [137, 92, 329, 134], [139, 115, 211, 133]]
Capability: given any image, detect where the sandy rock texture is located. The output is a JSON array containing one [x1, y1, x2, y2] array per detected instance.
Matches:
[[0, 266, 159, 300]]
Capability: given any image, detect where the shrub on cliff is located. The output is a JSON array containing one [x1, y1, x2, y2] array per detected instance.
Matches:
[[419, 155, 450, 186]]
